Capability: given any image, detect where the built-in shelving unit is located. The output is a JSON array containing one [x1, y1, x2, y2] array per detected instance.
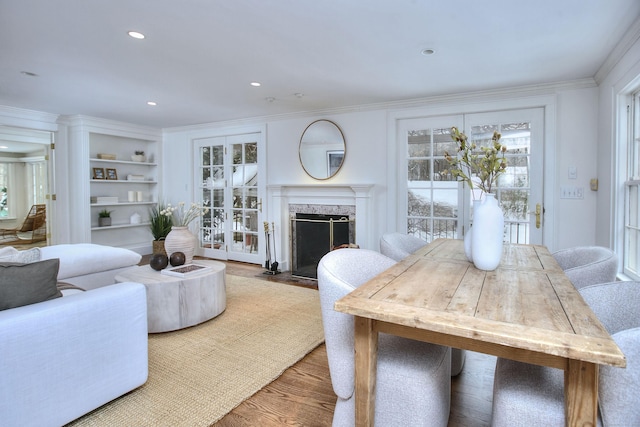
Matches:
[[63, 116, 162, 254]]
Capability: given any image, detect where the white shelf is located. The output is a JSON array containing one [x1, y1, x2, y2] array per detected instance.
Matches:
[[90, 202, 156, 207], [91, 179, 157, 184], [90, 158, 157, 166], [91, 222, 151, 231]]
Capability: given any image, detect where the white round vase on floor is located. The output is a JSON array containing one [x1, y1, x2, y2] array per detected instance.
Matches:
[[164, 226, 198, 265], [470, 194, 504, 271]]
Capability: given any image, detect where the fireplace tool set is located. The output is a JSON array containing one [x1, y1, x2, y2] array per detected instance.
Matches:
[[263, 221, 281, 275]]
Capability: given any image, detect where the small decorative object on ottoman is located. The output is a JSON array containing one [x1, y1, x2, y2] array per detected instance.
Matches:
[[170, 251, 186, 267], [150, 253, 169, 271]]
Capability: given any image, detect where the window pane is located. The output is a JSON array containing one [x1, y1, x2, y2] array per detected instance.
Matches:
[[501, 189, 529, 221], [433, 128, 454, 156], [232, 144, 242, 165], [408, 159, 430, 181], [245, 142, 257, 164], [408, 189, 431, 217], [408, 131, 429, 157], [432, 188, 457, 218]]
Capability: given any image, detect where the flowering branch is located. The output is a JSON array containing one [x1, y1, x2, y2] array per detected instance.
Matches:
[[161, 202, 210, 227], [444, 126, 507, 196]]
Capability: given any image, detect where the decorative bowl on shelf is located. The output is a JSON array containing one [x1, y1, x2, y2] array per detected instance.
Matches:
[[131, 154, 146, 162]]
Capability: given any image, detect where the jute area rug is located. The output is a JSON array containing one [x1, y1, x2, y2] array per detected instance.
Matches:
[[66, 274, 325, 427]]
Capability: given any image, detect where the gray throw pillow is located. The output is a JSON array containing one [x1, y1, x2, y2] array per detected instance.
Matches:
[[0, 258, 62, 310]]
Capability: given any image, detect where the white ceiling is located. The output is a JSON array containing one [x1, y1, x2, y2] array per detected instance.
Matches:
[[1, 0, 640, 129]]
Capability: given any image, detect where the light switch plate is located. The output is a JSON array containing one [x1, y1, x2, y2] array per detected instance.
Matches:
[[560, 186, 584, 199]]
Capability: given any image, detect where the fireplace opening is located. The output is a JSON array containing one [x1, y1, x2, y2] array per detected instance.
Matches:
[[291, 213, 354, 279]]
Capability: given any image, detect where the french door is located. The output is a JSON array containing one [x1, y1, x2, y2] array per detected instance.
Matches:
[[397, 108, 544, 245], [194, 132, 264, 264]]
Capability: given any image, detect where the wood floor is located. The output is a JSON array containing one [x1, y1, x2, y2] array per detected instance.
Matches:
[[214, 260, 496, 427]]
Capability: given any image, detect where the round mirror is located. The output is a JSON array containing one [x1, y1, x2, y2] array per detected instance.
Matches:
[[299, 120, 346, 180]]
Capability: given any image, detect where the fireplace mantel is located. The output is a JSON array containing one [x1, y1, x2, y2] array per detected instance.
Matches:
[[266, 184, 375, 272]]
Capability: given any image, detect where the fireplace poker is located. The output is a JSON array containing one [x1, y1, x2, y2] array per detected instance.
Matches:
[[263, 221, 271, 270], [270, 222, 279, 272]]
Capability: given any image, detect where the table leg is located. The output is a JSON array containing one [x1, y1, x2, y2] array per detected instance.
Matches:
[[354, 316, 378, 427], [564, 359, 598, 427]]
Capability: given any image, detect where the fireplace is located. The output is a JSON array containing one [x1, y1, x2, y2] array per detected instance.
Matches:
[[266, 184, 374, 273], [290, 210, 355, 279]]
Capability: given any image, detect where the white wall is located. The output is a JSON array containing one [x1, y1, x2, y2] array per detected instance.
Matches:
[[554, 87, 600, 249], [163, 83, 601, 260]]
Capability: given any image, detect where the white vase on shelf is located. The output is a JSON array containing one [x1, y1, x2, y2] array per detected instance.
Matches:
[[470, 193, 504, 271]]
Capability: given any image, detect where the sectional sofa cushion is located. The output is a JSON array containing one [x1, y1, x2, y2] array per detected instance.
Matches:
[[0, 258, 61, 310], [40, 243, 141, 280]]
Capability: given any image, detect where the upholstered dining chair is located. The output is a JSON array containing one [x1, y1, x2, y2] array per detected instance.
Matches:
[[491, 281, 640, 426], [379, 232, 427, 262], [317, 248, 452, 427], [551, 246, 618, 289], [379, 232, 467, 376]]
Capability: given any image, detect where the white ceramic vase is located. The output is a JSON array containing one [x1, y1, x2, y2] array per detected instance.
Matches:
[[470, 193, 504, 271], [463, 199, 481, 262], [164, 226, 198, 264]]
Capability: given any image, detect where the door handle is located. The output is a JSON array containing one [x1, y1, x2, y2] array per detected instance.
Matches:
[[532, 203, 541, 229]]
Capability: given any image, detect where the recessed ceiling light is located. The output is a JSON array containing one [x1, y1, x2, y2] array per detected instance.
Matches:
[[147, 101, 157, 106], [128, 31, 145, 39], [421, 48, 436, 56], [250, 82, 261, 87], [0, 146, 8, 149]]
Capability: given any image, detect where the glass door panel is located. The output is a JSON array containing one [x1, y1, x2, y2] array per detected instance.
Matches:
[[466, 109, 544, 244], [400, 115, 465, 242], [195, 133, 263, 264], [398, 109, 544, 246], [196, 138, 227, 259]]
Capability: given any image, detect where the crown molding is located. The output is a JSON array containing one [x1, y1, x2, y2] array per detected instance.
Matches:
[[595, 16, 640, 84]]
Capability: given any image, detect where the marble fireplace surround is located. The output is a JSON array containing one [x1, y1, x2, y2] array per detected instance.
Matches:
[[267, 184, 374, 272]]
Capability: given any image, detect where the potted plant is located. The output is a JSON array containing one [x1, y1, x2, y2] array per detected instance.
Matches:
[[149, 202, 173, 255], [98, 209, 112, 227], [131, 150, 146, 162]]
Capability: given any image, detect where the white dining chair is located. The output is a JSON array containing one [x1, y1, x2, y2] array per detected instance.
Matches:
[[491, 281, 640, 426], [318, 248, 452, 426], [379, 232, 467, 376], [551, 246, 618, 289]]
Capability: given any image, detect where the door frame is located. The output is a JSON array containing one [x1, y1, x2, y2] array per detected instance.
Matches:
[[192, 127, 266, 265]]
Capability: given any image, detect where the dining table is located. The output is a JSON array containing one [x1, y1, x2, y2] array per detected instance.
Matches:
[[334, 238, 626, 427]]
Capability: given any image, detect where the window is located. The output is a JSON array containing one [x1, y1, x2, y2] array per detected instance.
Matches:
[[624, 91, 640, 280], [0, 163, 13, 218]]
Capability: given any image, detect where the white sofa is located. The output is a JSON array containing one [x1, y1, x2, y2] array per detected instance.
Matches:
[[40, 243, 142, 290], [0, 281, 148, 427]]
